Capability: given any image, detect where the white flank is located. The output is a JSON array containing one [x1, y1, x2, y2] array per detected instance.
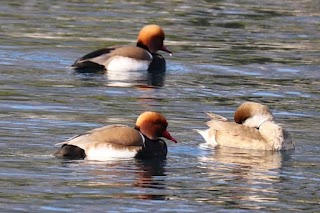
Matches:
[[106, 56, 150, 72], [85, 145, 137, 161]]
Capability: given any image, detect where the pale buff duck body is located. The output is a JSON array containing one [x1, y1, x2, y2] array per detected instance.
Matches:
[[196, 102, 295, 151]]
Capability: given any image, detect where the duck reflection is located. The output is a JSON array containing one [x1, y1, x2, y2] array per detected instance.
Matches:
[[61, 158, 167, 200], [106, 70, 166, 88], [212, 147, 283, 171], [73, 68, 166, 88], [132, 159, 167, 200], [199, 145, 293, 204]]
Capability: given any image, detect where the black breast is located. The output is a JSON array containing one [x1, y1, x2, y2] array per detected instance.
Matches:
[[148, 53, 166, 73], [135, 139, 167, 159]]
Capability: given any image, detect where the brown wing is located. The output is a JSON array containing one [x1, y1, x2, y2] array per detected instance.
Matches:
[[72, 46, 121, 66], [72, 46, 121, 71], [87, 125, 144, 146], [58, 125, 144, 150], [108, 46, 152, 61]]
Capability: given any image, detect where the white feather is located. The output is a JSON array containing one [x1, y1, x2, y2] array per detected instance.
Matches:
[[242, 114, 274, 128], [86, 145, 137, 161], [106, 56, 150, 72], [194, 129, 218, 146]]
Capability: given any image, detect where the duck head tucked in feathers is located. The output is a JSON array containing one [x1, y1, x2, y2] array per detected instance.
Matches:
[[196, 102, 295, 151], [234, 101, 274, 128]]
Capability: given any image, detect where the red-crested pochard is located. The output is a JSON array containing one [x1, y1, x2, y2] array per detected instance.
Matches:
[[72, 24, 172, 73], [54, 112, 177, 160], [196, 102, 295, 151]]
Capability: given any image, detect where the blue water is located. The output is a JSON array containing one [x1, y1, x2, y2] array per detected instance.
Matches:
[[1, 0, 319, 212]]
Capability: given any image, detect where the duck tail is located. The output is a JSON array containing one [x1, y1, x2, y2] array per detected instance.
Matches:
[[205, 112, 228, 121], [54, 144, 85, 160]]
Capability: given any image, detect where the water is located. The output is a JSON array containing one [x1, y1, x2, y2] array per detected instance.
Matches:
[[1, 0, 319, 212]]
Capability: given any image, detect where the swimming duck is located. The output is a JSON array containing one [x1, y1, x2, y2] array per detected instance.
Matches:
[[72, 24, 172, 73], [196, 102, 294, 151], [54, 111, 177, 160]]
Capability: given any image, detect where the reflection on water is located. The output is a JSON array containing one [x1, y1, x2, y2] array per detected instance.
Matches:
[[105, 70, 166, 88], [132, 160, 167, 200], [56, 159, 167, 201], [1, 0, 320, 212], [200, 145, 285, 172], [198, 145, 294, 208], [73, 69, 166, 87]]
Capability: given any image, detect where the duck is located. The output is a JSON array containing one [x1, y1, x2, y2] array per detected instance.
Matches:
[[196, 102, 295, 151], [54, 111, 177, 160], [72, 24, 172, 73]]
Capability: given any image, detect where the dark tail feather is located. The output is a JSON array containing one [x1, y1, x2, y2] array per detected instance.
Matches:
[[72, 61, 106, 73], [54, 144, 86, 160]]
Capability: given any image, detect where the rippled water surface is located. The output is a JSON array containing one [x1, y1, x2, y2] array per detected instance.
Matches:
[[1, 0, 319, 212]]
